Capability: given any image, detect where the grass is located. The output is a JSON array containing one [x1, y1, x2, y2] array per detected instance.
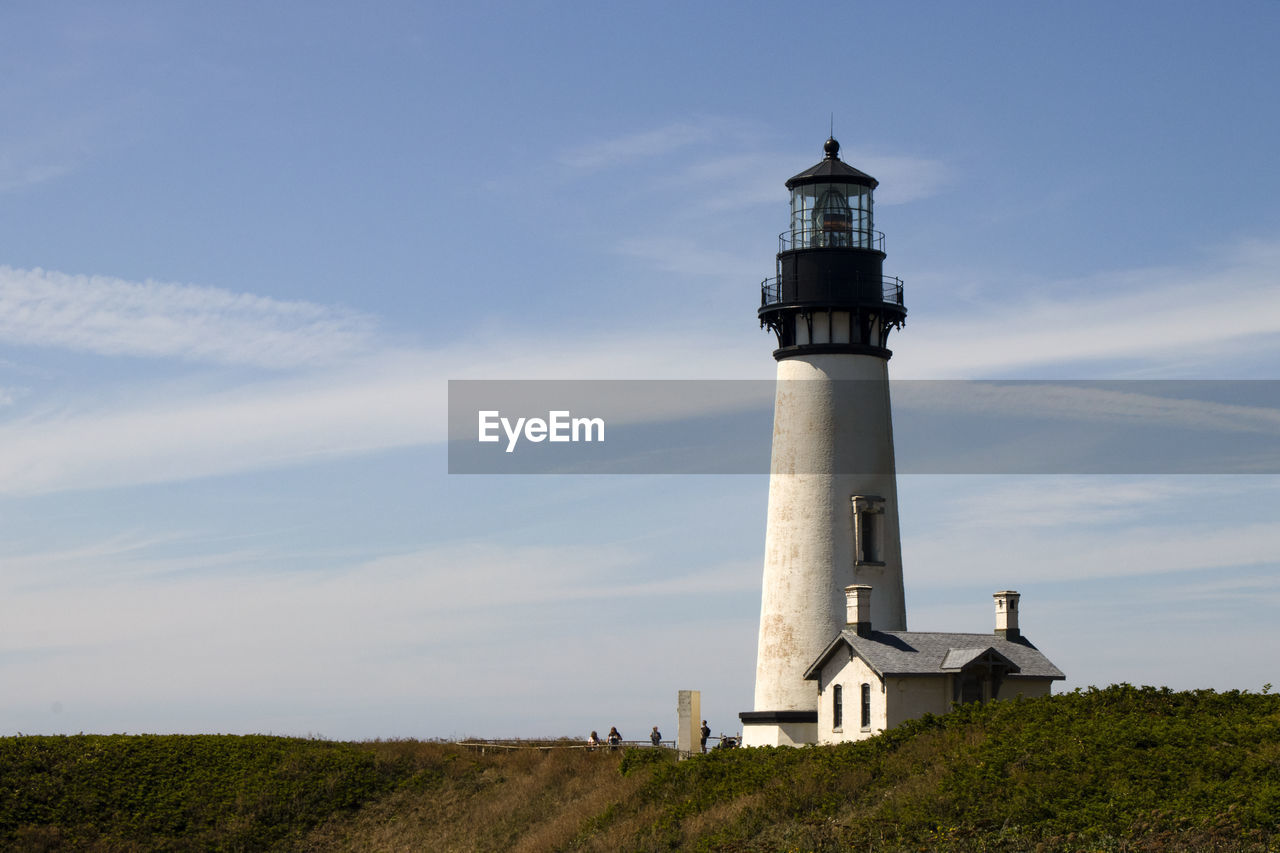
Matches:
[[4, 685, 1280, 851]]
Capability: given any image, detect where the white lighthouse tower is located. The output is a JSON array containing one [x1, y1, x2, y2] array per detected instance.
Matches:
[[740, 138, 909, 747]]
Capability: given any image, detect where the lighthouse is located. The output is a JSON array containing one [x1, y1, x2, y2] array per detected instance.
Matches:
[[739, 138, 909, 747]]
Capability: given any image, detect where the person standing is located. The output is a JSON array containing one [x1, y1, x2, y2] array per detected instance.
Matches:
[[700, 720, 711, 753], [650, 725, 661, 747], [607, 726, 622, 750]]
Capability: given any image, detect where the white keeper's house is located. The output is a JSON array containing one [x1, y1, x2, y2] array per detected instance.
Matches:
[[804, 586, 1063, 744]]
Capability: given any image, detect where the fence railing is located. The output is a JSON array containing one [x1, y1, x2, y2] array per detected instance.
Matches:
[[452, 736, 740, 753], [779, 228, 885, 253], [761, 275, 905, 307]]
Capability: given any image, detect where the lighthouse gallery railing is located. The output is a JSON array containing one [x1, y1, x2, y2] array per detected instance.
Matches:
[[760, 275, 905, 308]]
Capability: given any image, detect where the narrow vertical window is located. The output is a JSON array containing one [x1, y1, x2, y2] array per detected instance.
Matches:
[[860, 512, 878, 562], [851, 495, 886, 565], [860, 682, 871, 728], [832, 684, 843, 729]]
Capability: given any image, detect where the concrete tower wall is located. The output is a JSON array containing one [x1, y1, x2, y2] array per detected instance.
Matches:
[[749, 353, 907, 723]]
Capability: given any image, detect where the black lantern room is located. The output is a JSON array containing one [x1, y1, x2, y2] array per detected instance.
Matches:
[[759, 138, 906, 359]]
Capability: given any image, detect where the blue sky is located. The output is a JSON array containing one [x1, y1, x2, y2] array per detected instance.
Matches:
[[3, 1, 1280, 740]]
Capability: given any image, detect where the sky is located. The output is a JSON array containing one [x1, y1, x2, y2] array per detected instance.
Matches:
[[3, 1, 1280, 741]]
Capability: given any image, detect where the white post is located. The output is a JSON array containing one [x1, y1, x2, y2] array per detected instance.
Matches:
[[677, 690, 701, 759]]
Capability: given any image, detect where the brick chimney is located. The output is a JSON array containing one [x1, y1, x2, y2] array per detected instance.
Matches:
[[845, 584, 873, 636], [994, 590, 1020, 640]]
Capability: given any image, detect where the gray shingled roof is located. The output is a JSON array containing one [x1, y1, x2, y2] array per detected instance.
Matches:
[[803, 630, 1065, 681]]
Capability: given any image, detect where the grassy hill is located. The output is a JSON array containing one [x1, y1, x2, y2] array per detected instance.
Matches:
[[4, 685, 1280, 851]]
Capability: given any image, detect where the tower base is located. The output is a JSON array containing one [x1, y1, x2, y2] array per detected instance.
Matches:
[[739, 710, 818, 747]]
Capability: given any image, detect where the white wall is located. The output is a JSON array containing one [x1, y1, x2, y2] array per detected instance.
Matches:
[[997, 678, 1053, 701], [814, 650, 1058, 744], [752, 353, 907, 724], [815, 651, 887, 744], [884, 675, 952, 729]]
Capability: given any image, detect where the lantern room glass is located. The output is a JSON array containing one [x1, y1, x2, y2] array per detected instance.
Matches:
[[790, 182, 873, 249]]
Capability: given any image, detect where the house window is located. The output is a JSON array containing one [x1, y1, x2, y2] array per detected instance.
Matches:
[[832, 684, 843, 729], [860, 682, 871, 728], [851, 495, 886, 565], [958, 674, 984, 705]]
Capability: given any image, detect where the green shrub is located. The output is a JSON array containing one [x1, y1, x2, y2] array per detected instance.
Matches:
[[5, 687, 1280, 852]]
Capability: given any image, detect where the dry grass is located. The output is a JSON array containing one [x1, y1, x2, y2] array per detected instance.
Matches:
[[673, 790, 769, 846], [300, 744, 648, 853]]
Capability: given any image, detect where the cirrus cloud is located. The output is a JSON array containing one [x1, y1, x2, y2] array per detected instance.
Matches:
[[0, 266, 375, 369]]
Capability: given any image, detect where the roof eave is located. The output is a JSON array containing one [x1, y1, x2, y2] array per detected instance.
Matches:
[[784, 160, 878, 190], [802, 635, 851, 681], [804, 633, 890, 682]]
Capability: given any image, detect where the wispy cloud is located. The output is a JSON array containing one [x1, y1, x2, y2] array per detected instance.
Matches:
[[615, 236, 766, 280], [895, 237, 1280, 378], [0, 117, 87, 193], [1, 535, 754, 651], [914, 517, 1280, 585], [558, 121, 718, 171], [646, 145, 949, 211], [896, 381, 1280, 431], [0, 534, 757, 735], [0, 160, 76, 193], [0, 356, 439, 495], [906, 475, 1253, 531], [0, 326, 771, 495], [837, 150, 951, 205], [7, 230, 1279, 494], [591, 131, 950, 288], [891, 381, 1280, 473], [1, 530, 265, 592], [0, 266, 375, 368]]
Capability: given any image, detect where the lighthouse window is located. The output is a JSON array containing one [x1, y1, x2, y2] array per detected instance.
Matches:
[[814, 187, 853, 248], [832, 684, 843, 730], [790, 183, 872, 249], [861, 513, 878, 562], [860, 683, 872, 729], [851, 495, 886, 566]]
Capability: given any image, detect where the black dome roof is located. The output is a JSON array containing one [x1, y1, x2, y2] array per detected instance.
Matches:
[[785, 137, 877, 190]]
